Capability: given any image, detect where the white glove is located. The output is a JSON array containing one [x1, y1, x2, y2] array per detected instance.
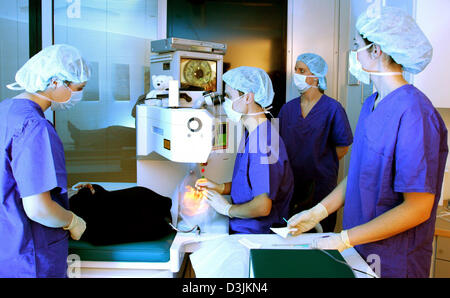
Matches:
[[202, 189, 232, 217], [288, 203, 328, 236], [312, 230, 353, 252], [64, 211, 87, 240]]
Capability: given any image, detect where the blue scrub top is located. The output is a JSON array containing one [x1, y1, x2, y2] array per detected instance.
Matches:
[[230, 120, 294, 234], [343, 85, 448, 278], [278, 95, 353, 208], [0, 98, 69, 278]]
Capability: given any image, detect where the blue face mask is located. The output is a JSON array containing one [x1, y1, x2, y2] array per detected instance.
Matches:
[[349, 43, 403, 85], [293, 73, 318, 93], [223, 94, 245, 123], [223, 93, 272, 123], [32, 80, 83, 111], [51, 89, 84, 111], [349, 43, 373, 85]]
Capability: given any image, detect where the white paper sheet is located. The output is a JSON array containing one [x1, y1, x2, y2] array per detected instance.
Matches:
[[270, 227, 297, 239]]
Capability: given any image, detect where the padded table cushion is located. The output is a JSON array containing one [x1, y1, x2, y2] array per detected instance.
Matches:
[[68, 232, 176, 263]]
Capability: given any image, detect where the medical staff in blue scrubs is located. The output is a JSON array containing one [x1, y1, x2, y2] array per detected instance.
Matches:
[[0, 44, 90, 277], [279, 53, 353, 232], [288, 7, 448, 278], [196, 66, 294, 234]]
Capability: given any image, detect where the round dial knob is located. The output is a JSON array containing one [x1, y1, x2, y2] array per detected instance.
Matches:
[[188, 117, 202, 132]]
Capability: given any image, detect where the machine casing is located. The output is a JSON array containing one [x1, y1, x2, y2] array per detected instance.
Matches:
[[136, 105, 214, 163]]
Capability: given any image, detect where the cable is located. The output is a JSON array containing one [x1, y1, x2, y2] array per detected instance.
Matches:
[[314, 248, 378, 278], [168, 222, 200, 234]]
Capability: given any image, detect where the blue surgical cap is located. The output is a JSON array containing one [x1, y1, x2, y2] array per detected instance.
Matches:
[[356, 6, 433, 74], [13, 44, 91, 93], [296, 53, 328, 90], [222, 66, 274, 108]]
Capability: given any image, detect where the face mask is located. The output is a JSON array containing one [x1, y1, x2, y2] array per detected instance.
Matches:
[[293, 73, 318, 93], [33, 80, 83, 111], [349, 43, 403, 85], [51, 90, 84, 111], [349, 43, 373, 85], [223, 93, 270, 123], [223, 95, 245, 123], [71, 90, 84, 102]]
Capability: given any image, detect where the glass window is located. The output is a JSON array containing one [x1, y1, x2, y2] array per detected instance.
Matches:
[[0, 0, 29, 101], [53, 0, 160, 185]]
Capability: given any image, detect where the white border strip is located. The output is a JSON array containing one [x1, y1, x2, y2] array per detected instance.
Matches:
[[41, 0, 53, 48], [157, 0, 167, 39]]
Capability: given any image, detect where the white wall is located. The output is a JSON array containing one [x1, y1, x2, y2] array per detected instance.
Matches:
[[414, 0, 450, 108], [286, 0, 339, 102]]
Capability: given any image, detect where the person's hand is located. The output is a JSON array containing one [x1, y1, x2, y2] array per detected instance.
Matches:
[[64, 212, 87, 240], [288, 203, 328, 236], [312, 231, 353, 252], [202, 189, 232, 217], [195, 178, 224, 194]]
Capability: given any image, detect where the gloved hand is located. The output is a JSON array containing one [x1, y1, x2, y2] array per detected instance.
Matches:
[[63, 211, 86, 240], [195, 178, 224, 194], [202, 189, 232, 217], [312, 231, 353, 252], [288, 203, 328, 236]]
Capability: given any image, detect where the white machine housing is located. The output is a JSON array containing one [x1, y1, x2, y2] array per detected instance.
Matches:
[[136, 105, 214, 163], [151, 37, 227, 54], [137, 39, 231, 237]]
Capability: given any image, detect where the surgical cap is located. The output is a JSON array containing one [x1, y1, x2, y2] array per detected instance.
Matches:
[[296, 53, 328, 90], [14, 44, 91, 93], [356, 6, 433, 74], [222, 66, 274, 108]]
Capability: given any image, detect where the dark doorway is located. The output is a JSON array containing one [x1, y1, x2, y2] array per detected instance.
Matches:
[[167, 0, 287, 116]]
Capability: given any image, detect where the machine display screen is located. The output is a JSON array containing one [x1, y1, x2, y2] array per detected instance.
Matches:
[[180, 58, 217, 92], [212, 122, 228, 150]]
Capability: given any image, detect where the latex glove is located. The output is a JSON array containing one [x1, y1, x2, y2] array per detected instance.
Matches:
[[195, 178, 224, 193], [202, 189, 232, 217], [288, 203, 328, 236], [63, 212, 87, 240], [312, 231, 353, 252]]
